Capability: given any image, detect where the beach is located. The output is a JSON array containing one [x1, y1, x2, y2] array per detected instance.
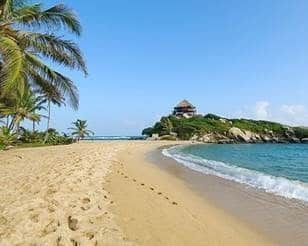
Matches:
[[0, 141, 276, 245]]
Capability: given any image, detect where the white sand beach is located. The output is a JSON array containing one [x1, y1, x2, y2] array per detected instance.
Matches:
[[0, 141, 275, 245]]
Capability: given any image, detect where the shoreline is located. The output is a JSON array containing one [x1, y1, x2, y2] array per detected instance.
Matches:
[[106, 141, 274, 245], [1, 141, 306, 245], [149, 144, 308, 245]]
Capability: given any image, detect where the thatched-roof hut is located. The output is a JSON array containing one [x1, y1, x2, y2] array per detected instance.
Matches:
[[173, 100, 196, 118]]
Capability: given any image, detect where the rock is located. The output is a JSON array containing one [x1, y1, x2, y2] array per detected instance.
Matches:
[[219, 118, 227, 123], [301, 138, 308, 144], [228, 127, 251, 142], [261, 135, 272, 142], [218, 138, 234, 144], [290, 138, 300, 143]]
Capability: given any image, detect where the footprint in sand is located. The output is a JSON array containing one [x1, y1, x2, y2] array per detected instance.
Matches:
[[140, 183, 145, 186], [82, 197, 91, 204], [29, 214, 39, 223], [70, 238, 80, 246], [68, 216, 79, 231], [85, 232, 95, 240], [172, 201, 178, 205], [132, 178, 136, 182], [42, 219, 57, 235], [164, 196, 169, 200], [157, 192, 162, 195], [150, 187, 154, 191]]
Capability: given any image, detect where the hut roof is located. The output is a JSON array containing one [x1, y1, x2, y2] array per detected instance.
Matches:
[[175, 99, 195, 108]]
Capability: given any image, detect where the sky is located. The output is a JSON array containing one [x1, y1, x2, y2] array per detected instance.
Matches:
[[31, 0, 308, 135]]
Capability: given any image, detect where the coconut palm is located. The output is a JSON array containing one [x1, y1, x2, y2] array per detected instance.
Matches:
[[69, 119, 94, 141], [0, 0, 87, 109], [36, 83, 65, 142], [0, 87, 45, 132]]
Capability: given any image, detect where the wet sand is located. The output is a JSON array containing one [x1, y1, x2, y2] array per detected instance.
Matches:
[[106, 141, 274, 246], [149, 146, 308, 246]]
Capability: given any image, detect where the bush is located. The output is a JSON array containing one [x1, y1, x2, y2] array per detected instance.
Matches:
[[293, 127, 308, 139], [0, 127, 17, 150], [18, 128, 73, 146]]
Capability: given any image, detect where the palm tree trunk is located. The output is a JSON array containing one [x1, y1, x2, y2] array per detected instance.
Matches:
[[32, 120, 36, 132], [43, 100, 51, 143], [8, 115, 16, 131]]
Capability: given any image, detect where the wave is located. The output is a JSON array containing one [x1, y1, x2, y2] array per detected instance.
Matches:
[[162, 146, 308, 203], [84, 136, 145, 140]]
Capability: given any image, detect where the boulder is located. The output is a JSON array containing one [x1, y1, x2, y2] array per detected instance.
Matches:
[[289, 137, 300, 143], [228, 127, 251, 142], [301, 138, 308, 144]]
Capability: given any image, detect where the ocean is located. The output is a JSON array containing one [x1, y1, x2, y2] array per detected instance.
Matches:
[[163, 144, 308, 203]]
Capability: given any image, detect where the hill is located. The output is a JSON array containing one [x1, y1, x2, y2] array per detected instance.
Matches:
[[142, 114, 308, 143]]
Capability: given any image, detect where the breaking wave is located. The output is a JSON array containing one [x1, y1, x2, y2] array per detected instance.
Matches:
[[162, 145, 308, 203]]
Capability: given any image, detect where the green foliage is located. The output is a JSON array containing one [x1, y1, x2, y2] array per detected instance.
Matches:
[[231, 119, 286, 135], [142, 127, 154, 136], [293, 127, 308, 139], [204, 113, 222, 120], [69, 119, 94, 140], [18, 127, 73, 146], [0, 127, 17, 150], [0, 0, 87, 109], [159, 135, 177, 141], [142, 114, 291, 141]]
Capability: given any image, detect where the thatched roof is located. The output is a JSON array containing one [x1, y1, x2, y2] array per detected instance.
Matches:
[[175, 99, 195, 108]]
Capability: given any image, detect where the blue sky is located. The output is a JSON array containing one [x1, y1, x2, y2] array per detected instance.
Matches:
[[34, 0, 308, 135]]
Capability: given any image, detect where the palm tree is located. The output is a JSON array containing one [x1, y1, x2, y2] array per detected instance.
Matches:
[[69, 119, 94, 142], [161, 117, 173, 135], [0, 0, 87, 109], [36, 83, 65, 142], [0, 87, 45, 132]]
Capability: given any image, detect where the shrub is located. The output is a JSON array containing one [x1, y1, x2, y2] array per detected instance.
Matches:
[[0, 127, 17, 150]]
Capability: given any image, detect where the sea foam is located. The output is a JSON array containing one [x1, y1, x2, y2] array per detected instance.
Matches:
[[162, 146, 308, 203]]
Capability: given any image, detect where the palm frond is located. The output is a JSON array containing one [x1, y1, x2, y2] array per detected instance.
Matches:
[[17, 31, 87, 74], [25, 52, 79, 110], [13, 4, 82, 35], [0, 36, 24, 91]]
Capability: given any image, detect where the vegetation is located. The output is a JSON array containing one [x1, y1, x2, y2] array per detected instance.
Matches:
[[68, 119, 94, 141], [0, 0, 87, 150], [142, 115, 308, 141]]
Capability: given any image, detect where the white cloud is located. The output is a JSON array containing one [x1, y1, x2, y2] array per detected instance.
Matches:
[[236, 102, 308, 126], [278, 104, 307, 126], [254, 101, 270, 119], [280, 104, 306, 115]]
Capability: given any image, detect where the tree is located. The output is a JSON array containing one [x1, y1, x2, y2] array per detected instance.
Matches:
[[36, 83, 65, 142], [69, 119, 94, 142], [161, 117, 173, 135], [0, 0, 87, 109], [0, 87, 45, 132]]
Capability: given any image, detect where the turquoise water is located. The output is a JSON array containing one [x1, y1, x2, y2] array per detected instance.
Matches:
[[163, 144, 308, 202]]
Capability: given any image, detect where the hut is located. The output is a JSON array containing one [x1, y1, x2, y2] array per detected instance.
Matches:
[[173, 100, 196, 118]]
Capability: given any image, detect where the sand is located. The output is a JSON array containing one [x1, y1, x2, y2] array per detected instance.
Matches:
[[0, 142, 132, 245], [0, 141, 274, 245], [106, 141, 275, 246]]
